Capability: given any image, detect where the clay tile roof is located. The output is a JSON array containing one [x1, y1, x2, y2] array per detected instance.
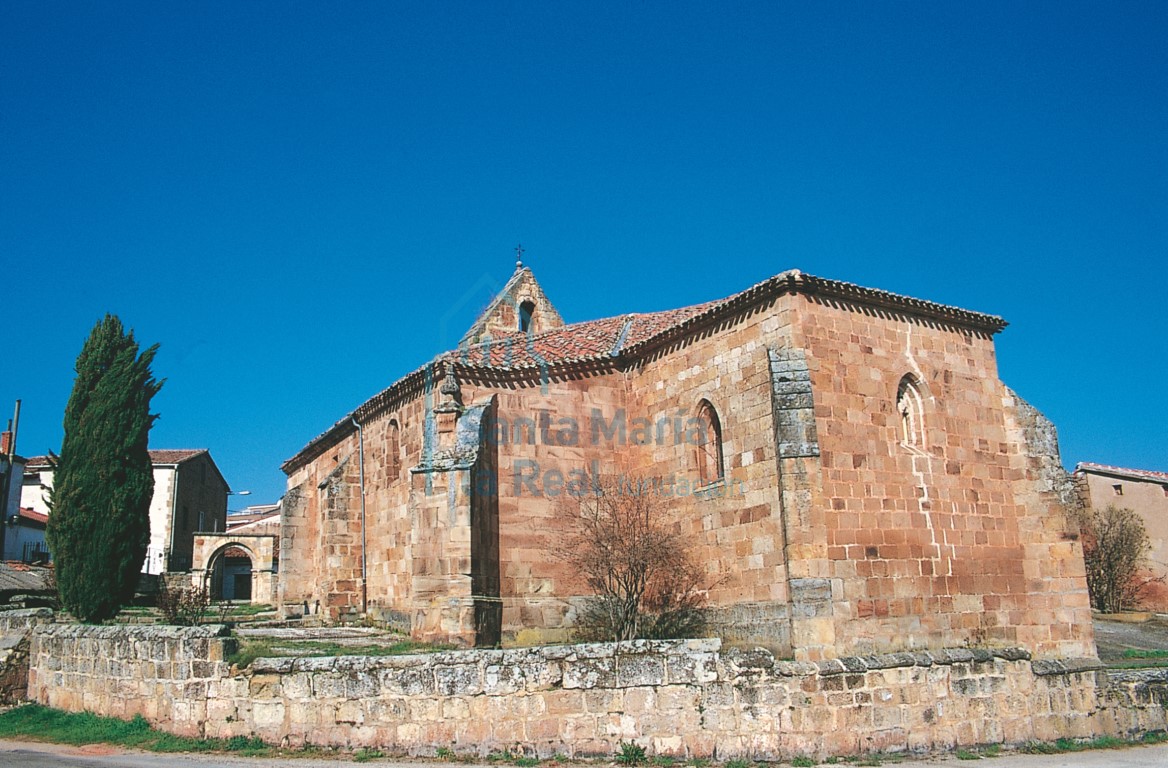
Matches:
[[1075, 462, 1168, 483], [23, 455, 52, 470], [283, 268, 1008, 472], [447, 299, 728, 370], [25, 450, 208, 469], [17, 507, 48, 525], [148, 449, 206, 465]]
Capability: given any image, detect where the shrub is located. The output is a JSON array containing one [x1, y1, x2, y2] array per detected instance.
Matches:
[[156, 578, 210, 626], [552, 474, 712, 642], [1078, 504, 1158, 612]]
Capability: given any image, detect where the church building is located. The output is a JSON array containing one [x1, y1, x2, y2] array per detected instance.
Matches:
[[278, 262, 1095, 661]]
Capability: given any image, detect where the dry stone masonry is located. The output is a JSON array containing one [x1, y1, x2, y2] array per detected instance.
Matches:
[[24, 623, 1168, 759]]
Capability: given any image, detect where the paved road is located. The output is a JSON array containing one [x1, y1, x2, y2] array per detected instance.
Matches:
[[2, 742, 1168, 768]]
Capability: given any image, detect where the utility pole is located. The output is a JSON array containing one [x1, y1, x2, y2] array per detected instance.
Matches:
[[0, 400, 22, 558]]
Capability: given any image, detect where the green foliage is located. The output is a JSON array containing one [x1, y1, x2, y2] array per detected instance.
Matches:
[[1122, 648, 1168, 659], [723, 760, 751, 768], [354, 748, 386, 762], [954, 750, 980, 760], [513, 757, 541, 767], [791, 758, 816, 767], [47, 315, 162, 623], [616, 741, 648, 766], [436, 746, 456, 760], [651, 757, 678, 767], [0, 704, 271, 754]]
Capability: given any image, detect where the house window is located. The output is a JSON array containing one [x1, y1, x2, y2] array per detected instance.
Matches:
[[519, 300, 536, 332], [896, 374, 925, 448], [695, 399, 724, 486], [1113, 484, 1124, 496]]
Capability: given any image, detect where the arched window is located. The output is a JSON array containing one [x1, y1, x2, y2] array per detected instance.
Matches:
[[896, 375, 925, 448], [387, 419, 401, 479], [518, 300, 536, 332], [695, 399, 724, 485]]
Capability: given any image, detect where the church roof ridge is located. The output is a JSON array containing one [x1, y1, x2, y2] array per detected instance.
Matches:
[[281, 268, 1008, 473]]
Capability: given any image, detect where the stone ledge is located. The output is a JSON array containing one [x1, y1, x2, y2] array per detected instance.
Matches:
[[34, 623, 230, 640], [1031, 657, 1106, 677]]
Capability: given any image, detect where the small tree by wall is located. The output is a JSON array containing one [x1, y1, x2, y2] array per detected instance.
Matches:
[[1079, 504, 1154, 613], [551, 475, 709, 642], [47, 315, 163, 623]]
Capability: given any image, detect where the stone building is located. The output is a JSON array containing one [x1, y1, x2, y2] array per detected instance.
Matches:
[[279, 264, 1095, 661], [1074, 462, 1168, 611]]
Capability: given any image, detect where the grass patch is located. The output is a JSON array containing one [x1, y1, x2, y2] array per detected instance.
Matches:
[[0, 704, 272, 754], [616, 742, 648, 766], [1023, 734, 1153, 754], [954, 749, 980, 760], [723, 760, 751, 768], [354, 748, 386, 762], [791, 758, 816, 767], [1121, 648, 1168, 659]]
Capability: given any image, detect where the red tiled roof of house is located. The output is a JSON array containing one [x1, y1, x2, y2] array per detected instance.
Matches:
[[1075, 462, 1168, 483], [24, 450, 206, 471], [148, 449, 206, 465], [18, 507, 47, 525], [283, 268, 1008, 472], [23, 455, 51, 470]]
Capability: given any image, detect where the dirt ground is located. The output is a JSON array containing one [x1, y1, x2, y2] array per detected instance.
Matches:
[[1091, 614, 1168, 663]]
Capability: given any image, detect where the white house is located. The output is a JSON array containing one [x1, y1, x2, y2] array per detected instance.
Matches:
[[22, 449, 229, 574]]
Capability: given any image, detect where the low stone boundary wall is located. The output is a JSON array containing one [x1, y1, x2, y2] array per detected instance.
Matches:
[[26, 624, 1168, 759]]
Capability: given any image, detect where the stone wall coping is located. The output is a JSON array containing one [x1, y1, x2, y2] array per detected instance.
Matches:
[[0, 608, 54, 620], [237, 639, 1092, 685], [249, 637, 722, 675], [1106, 667, 1168, 684], [1031, 657, 1107, 677], [33, 623, 230, 640]]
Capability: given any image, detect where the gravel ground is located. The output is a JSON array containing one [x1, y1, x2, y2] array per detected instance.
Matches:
[[1091, 615, 1168, 663]]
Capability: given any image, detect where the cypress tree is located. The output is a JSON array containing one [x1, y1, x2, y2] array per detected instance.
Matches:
[[47, 315, 163, 622]]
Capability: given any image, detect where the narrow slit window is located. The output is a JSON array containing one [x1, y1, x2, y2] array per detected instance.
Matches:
[[896, 374, 925, 448], [388, 420, 401, 479], [695, 399, 724, 485]]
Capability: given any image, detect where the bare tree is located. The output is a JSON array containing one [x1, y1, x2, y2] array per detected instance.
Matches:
[[1079, 504, 1157, 613], [551, 474, 710, 642]]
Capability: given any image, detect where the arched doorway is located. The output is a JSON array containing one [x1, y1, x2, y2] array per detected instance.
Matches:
[[209, 545, 254, 601]]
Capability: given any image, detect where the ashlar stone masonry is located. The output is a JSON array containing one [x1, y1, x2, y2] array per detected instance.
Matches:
[[279, 266, 1094, 661]]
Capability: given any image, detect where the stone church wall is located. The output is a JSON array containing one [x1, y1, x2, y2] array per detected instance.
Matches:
[[794, 294, 1095, 659], [25, 623, 1168, 759], [276, 276, 1093, 660]]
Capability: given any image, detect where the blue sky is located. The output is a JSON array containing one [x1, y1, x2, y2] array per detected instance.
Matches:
[[2, 3, 1164, 504]]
